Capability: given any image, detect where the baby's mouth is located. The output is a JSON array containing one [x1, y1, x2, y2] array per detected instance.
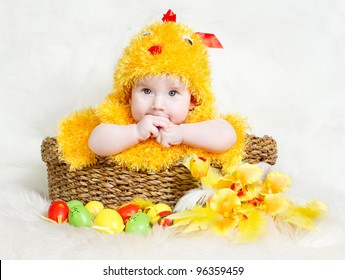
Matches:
[[147, 113, 169, 119]]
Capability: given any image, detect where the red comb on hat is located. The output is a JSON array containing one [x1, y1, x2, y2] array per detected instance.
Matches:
[[162, 9, 223, 48], [162, 9, 176, 22]]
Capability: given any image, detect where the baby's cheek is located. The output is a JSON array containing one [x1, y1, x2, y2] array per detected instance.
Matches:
[[131, 108, 144, 123], [170, 111, 190, 124]]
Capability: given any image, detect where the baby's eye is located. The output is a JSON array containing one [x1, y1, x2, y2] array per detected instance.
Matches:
[[183, 36, 193, 45], [142, 31, 153, 37], [143, 88, 152, 94], [168, 90, 178, 96]]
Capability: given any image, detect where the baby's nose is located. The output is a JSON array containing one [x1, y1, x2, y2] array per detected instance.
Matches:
[[152, 96, 165, 110]]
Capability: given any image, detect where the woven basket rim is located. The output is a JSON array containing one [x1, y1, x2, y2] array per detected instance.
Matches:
[[41, 134, 278, 167]]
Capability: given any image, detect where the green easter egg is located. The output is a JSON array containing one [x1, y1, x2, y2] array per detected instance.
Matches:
[[68, 205, 93, 227], [125, 212, 151, 235], [66, 200, 83, 209]]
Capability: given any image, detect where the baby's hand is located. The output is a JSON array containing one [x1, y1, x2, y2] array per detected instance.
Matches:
[[136, 115, 171, 141], [156, 124, 183, 147]]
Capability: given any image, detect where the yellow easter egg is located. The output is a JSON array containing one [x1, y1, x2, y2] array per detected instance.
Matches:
[[145, 206, 157, 219], [146, 203, 172, 218], [94, 209, 124, 234], [85, 201, 104, 218], [154, 203, 171, 213]]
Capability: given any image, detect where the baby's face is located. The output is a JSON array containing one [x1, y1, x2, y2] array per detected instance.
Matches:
[[130, 75, 194, 124]]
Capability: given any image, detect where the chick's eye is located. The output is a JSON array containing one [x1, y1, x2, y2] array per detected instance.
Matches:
[[169, 90, 178, 96], [183, 36, 193, 45], [142, 31, 153, 37]]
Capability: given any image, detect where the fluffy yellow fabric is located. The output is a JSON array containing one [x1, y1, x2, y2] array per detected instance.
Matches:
[[57, 20, 248, 172], [57, 108, 101, 169]]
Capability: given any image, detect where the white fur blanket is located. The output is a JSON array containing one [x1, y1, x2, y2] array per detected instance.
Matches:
[[1, 0, 345, 259]]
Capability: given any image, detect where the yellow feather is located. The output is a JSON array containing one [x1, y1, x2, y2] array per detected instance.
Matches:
[[201, 166, 223, 189], [282, 199, 327, 230], [170, 207, 222, 233], [130, 197, 154, 210], [235, 207, 267, 242]]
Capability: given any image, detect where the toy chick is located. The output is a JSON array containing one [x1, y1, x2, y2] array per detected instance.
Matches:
[[57, 10, 248, 172]]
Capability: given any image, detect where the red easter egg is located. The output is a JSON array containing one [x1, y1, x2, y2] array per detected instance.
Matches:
[[158, 210, 173, 217], [158, 217, 173, 227], [117, 203, 140, 223], [48, 201, 69, 224], [157, 211, 173, 227]]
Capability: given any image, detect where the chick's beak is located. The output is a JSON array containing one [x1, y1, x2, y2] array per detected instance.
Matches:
[[148, 45, 163, 55]]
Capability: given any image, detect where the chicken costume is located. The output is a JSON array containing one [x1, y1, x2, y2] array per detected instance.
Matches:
[[57, 11, 248, 172]]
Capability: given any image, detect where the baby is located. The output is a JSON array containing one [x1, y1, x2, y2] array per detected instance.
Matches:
[[57, 13, 248, 172], [88, 75, 237, 156]]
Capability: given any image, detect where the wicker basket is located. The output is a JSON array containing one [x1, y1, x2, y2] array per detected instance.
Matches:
[[41, 135, 277, 209]]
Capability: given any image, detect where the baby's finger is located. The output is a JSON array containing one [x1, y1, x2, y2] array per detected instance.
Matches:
[[148, 126, 159, 138], [151, 116, 171, 128], [161, 139, 171, 148], [156, 131, 162, 143]]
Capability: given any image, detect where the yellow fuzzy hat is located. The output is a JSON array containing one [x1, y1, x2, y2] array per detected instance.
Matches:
[[109, 16, 216, 123]]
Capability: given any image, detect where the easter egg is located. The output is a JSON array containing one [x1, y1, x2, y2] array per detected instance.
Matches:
[[158, 215, 173, 227], [146, 203, 172, 219], [68, 205, 93, 227], [94, 209, 124, 234], [48, 200, 69, 224], [85, 201, 104, 218], [117, 203, 140, 223], [125, 212, 151, 235], [66, 200, 83, 209]]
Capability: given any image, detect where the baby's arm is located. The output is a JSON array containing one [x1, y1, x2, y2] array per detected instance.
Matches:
[[88, 115, 170, 156], [158, 119, 237, 153]]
